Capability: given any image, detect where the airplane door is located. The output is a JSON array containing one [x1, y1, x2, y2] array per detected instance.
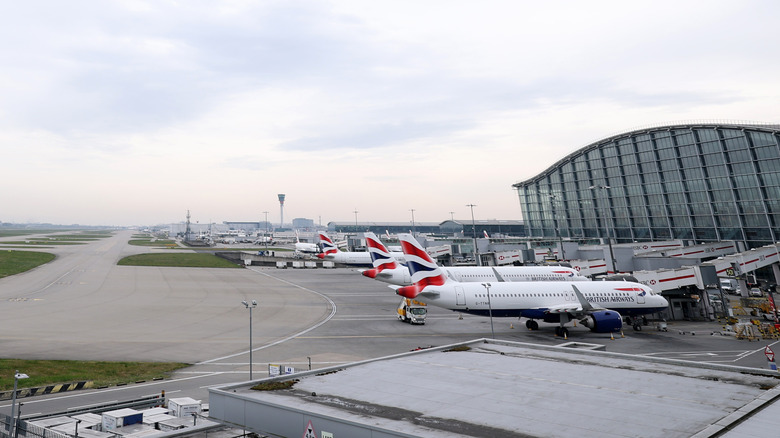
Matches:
[[455, 286, 466, 306], [637, 291, 646, 304]]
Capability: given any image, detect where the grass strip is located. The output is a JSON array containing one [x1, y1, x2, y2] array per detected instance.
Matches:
[[0, 241, 85, 246], [0, 360, 188, 391], [117, 253, 241, 268], [0, 251, 56, 278], [128, 239, 177, 247]]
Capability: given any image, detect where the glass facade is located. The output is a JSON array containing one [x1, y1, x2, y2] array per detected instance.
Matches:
[[513, 124, 780, 248]]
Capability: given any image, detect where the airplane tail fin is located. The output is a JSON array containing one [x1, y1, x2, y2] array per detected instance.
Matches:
[[483, 230, 490, 238], [318, 232, 339, 255], [396, 233, 446, 298], [363, 232, 398, 279], [365, 232, 398, 270]]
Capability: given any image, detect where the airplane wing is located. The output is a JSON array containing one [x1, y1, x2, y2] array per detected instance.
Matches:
[[544, 285, 606, 316], [545, 303, 585, 314]]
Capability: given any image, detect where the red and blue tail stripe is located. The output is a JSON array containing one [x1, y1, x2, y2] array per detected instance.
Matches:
[[365, 234, 398, 272], [398, 234, 446, 295], [318, 232, 338, 255]]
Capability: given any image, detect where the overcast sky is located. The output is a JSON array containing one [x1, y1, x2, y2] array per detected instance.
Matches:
[[1, 1, 778, 227]]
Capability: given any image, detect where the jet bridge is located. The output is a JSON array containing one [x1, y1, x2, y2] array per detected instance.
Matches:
[[633, 242, 780, 293]]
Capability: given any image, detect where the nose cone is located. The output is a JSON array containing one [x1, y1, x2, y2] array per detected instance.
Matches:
[[362, 269, 378, 279]]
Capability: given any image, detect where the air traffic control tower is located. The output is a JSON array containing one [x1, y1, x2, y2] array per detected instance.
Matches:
[[278, 193, 285, 227]]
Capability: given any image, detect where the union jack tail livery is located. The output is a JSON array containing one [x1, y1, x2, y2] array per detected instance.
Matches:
[[396, 233, 446, 298], [483, 230, 490, 238], [362, 232, 398, 279], [317, 232, 339, 259]]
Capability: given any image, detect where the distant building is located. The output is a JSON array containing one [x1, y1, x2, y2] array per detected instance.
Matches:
[[327, 220, 526, 237], [327, 221, 441, 234], [291, 218, 315, 230], [223, 221, 272, 233], [513, 122, 780, 249], [440, 219, 526, 238]]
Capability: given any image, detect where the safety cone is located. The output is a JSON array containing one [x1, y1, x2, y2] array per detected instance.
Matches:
[[621, 331, 625, 338], [610, 332, 615, 340], [564, 332, 568, 340], [510, 323, 514, 329]]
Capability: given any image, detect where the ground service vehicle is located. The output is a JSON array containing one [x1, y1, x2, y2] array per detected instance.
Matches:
[[398, 298, 427, 324], [720, 278, 739, 294]]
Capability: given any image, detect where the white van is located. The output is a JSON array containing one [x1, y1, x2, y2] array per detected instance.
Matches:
[[720, 278, 739, 294]]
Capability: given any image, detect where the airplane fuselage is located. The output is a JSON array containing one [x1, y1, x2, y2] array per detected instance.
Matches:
[[412, 281, 668, 318], [321, 251, 406, 267], [371, 265, 588, 286], [295, 243, 319, 253]]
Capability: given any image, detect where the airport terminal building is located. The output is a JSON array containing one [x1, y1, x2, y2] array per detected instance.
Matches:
[[513, 122, 780, 249]]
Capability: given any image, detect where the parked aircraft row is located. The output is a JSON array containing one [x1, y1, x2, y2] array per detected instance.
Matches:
[[313, 231, 668, 337]]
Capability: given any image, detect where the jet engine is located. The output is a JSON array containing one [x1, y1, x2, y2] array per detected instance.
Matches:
[[580, 310, 623, 333]]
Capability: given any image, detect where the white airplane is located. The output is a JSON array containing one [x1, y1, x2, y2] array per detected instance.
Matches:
[[361, 232, 588, 286], [395, 233, 669, 336], [316, 232, 404, 267], [253, 235, 273, 244], [294, 231, 319, 254]]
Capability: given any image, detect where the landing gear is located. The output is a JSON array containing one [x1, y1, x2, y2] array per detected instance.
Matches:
[[555, 326, 569, 337], [625, 316, 643, 331], [525, 319, 539, 330]]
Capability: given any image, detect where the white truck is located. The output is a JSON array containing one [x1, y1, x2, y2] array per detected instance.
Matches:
[[397, 298, 427, 324]]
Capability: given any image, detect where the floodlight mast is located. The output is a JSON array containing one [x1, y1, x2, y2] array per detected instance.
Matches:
[[467, 204, 479, 266], [242, 300, 258, 380], [482, 283, 495, 339], [589, 185, 616, 274], [11, 371, 29, 438]]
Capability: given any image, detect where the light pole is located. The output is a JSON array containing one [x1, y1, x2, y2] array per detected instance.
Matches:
[[589, 185, 616, 274], [409, 209, 416, 234], [482, 283, 495, 339], [263, 211, 269, 253], [242, 300, 257, 380], [11, 370, 28, 438], [467, 204, 480, 266], [14, 403, 23, 438], [549, 195, 565, 261]]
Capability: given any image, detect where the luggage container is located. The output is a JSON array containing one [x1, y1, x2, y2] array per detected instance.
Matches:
[[168, 397, 202, 418], [101, 408, 143, 431]]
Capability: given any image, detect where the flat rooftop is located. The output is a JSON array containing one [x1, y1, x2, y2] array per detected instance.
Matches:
[[210, 339, 780, 437]]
